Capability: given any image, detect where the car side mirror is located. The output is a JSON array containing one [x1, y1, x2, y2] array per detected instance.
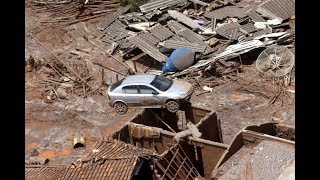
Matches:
[[152, 91, 159, 95]]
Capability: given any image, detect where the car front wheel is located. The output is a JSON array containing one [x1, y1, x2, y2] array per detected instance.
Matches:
[[114, 102, 128, 115], [165, 100, 179, 113]]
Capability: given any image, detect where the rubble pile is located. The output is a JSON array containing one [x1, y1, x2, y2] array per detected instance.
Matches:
[[28, 0, 121, 25], [26, 0, 295, 103]]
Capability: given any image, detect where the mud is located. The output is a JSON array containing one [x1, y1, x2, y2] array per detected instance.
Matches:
[[25, 0, 295, 173]]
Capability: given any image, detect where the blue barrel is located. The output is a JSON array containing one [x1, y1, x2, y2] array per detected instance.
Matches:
[[162, 48, 195, 73]]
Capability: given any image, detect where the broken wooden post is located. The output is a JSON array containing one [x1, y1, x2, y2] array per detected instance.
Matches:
[[211, 17, 216, 32]]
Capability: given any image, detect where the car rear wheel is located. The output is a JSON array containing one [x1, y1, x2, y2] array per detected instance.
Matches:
[[114, 102, 128, 115], [165, 100, 179, 113]]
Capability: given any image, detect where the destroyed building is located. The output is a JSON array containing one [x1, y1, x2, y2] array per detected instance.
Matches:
[[25, 0, 295, 179]]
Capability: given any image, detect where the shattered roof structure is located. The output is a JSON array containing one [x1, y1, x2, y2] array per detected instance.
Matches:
[[257, 0, 295, 22], [25, 139, 156, 180], [25, 165, 64, 180]]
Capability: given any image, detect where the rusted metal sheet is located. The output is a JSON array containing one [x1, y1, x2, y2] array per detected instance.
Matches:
[[139, 0, 187, 13], [203, 6, 248, 20], [25, 165, 64, 180], [216, 22, 242, 39], [128, 35, 168, 62], [168, 10, 202, 30], [160, 40, 207, 52], [247, 10, 266, 22], [257, 0, 295, 22], [148, 24, 174, 41], [97, 5, 131, 31]]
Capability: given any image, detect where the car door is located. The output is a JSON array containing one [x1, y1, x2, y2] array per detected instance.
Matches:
[[121, 85, 140, 106], [137, 85, 163, 107]]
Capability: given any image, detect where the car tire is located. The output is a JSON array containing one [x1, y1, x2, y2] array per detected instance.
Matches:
[[114, 102, 128, 115], [165, 100, 179, 113]]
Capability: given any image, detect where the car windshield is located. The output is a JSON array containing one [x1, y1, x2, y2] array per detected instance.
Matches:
[[150, 75, 173, 91], [110, 79, 124, 91]]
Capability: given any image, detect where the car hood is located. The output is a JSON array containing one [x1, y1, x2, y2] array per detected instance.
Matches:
[[165, 80, 193, 96]]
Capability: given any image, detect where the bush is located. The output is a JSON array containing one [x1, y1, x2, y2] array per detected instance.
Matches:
[[120, 0, 148, 12]]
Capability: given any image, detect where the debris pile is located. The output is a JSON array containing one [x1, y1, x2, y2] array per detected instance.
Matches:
[[28, 0, 120, 25], [26, 0, 295, 103], [76, 0, 294, 91]]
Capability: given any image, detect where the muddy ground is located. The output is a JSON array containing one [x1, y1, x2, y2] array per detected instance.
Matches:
[[25, 1, 295, 165]]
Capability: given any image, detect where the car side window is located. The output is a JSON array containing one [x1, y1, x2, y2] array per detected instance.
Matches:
[[139, 85, 156, 94], [122, 85, 138, 94]]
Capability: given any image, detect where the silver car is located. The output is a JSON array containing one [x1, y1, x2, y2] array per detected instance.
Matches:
[[107, 74, 194, 115]]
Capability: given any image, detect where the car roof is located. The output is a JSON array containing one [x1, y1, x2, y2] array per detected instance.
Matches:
[[122, 74, 156, 85]]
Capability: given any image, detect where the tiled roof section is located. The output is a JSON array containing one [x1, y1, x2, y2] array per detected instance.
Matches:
[[139, 0, 187, 13], [57, 157, 138, 180], [149, 24, 174, 41], [82, 139, 155, 162], [25, 165, 65, 180], [257, 0, 295, 21]]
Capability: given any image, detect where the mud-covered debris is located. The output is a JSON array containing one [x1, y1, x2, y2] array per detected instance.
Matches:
[[56, 87, 68, 99]]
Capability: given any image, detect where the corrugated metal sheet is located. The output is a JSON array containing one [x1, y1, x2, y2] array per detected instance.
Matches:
[[137, 32, 160, 46], [167, 21, 213, 54], [58, 157, 138, 179], [204, 6, 248, 20], [101, 20, 129, 43], [247, 10, 266, 22], [25, 166, 65, 180], [160, 40, 207, 52], [244, 27, 272, 41], [98, 5, 131, 31], [257, 0, 295, 21], [103, 20, 127, 37], [149, 24, 174, 41], [129, 35, 168, 62], [139, 0, 187, 13], [216, 22, 243, 39], [168, 10, 202, 30], [240, 23, 258, 34]]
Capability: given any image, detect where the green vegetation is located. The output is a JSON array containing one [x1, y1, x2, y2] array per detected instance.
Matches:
[[120, 0, 148, 12]]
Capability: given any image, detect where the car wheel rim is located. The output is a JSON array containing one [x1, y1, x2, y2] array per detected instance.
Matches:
[[116, 104, 126, 114], [167, 102, 178, 112]]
